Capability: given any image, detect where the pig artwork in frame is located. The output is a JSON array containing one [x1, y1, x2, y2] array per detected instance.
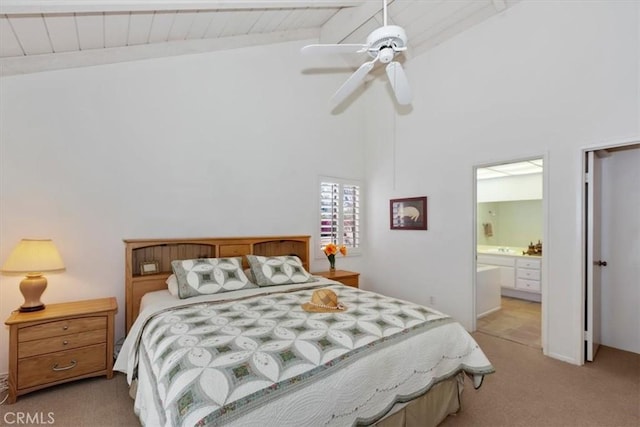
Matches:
[[390, 197, 428, 230]]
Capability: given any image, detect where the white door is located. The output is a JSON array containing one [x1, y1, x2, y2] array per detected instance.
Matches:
[[599, 146, 640, 353], [585, 150, 604, 361]]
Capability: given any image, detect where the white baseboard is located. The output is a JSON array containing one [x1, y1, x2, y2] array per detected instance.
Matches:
[[477, 306, 501, 319], [546, 352, 580, 366], [501, 287, 541, 302]]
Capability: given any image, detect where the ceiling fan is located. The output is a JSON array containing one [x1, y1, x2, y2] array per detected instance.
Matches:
[[301, 0, 412, 108]]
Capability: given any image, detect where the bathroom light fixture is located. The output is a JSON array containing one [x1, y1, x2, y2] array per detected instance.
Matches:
[[477, 159, 543, 180], [1, 239, 65, 312]]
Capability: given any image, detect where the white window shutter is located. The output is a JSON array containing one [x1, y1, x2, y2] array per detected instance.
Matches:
[[319, 178, 361, 252]]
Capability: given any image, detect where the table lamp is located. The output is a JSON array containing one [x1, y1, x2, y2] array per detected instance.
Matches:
[[1, 239, 65, 312]]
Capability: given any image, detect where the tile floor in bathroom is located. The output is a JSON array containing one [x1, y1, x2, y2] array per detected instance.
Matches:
[[477, 296, 541, 348]]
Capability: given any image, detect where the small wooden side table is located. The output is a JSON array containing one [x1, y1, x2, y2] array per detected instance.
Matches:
[[4, 297, 117, 403], [313, 270, 360, 288]]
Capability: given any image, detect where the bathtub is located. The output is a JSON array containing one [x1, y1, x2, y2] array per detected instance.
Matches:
[[476, 264, 501, 318]]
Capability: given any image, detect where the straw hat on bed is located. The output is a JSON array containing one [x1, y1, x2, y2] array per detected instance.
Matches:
[[301, 288, 346, 313]]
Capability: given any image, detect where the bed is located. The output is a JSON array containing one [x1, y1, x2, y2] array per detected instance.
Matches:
[[114, 236, 493, 426]]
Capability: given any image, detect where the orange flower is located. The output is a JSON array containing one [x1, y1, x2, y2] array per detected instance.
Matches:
[[323, 243, 347, 270], [323, 243, 338, 256], [322, 243, 347, 257]]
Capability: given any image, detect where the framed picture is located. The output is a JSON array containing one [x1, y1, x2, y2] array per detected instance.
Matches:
[[140, 261, 159, 275], [390, 197, 428, 230]]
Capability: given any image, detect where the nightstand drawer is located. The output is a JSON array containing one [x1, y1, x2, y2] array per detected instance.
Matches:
[[18, 343, 107, 389], [339, 276, 359, 287], [18, 329, 106, 359], [19, 317, 106, 342], [312, 270, 360, 288]]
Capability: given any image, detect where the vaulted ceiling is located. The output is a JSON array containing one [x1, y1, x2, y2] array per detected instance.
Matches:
[[0, 0, 521, 76]]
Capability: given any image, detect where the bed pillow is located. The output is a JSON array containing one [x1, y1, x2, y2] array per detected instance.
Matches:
[[171, 257, 255, 299], [246, 255, 316, 287], [166, 274, 179, 296]]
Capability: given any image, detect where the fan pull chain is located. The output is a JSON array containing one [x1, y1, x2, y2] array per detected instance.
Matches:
[[392, 100, 397, 190]]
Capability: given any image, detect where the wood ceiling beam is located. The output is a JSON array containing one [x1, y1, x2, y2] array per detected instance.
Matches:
[[1, 0, 365, 15], [319, 0, 395, 44], [0, 27, 319, 76]]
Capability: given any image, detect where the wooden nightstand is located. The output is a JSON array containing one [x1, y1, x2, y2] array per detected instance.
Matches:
[[4, 297, 117, 404], [314, 270, 360, 288]]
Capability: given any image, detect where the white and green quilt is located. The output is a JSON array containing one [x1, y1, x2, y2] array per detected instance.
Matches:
[[116, 280, 494, 426]]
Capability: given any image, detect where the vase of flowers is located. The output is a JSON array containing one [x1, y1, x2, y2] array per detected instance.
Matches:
[[322, 243, 347, 272]]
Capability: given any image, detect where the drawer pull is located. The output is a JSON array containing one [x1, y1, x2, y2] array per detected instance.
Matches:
[[63, 325, 69, 331], [62, 340, 69, 346], [52, 360, 77, 371]]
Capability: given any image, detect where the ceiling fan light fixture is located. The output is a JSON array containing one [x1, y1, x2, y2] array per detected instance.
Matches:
[[300, 0, 412, 108], [379, 47, 394, 64], [366, 25, 408, 58]]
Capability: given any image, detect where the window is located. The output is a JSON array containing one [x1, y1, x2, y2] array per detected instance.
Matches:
[[319, 176, 361, 255]]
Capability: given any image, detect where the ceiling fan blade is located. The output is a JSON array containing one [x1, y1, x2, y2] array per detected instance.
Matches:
[[330, 60, 376, 108], [386, 62, 412, 105], [301, 44, 368, 55]]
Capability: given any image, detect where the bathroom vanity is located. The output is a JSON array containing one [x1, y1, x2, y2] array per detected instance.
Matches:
[[477, 246, 542, 302]]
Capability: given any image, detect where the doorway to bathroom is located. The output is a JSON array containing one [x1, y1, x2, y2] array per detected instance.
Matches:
[[473, 157, 546, 350]]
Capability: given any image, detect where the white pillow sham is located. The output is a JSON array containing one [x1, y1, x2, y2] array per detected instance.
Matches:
[[246, 254, 316, 287], [171, 257, 256, 299]]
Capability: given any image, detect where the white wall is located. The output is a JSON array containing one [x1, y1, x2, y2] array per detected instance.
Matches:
[[0, 40, 365, 373], [363, 0, 639, 364]]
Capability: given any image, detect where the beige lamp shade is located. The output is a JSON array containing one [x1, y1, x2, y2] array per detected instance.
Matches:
[[2, 239, 65, 312]]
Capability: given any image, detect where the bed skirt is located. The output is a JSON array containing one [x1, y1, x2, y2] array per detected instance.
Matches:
[[374, 373, 463, 427]]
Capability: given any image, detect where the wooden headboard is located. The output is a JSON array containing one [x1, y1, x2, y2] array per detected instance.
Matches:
[[124, 235, 310, 333]]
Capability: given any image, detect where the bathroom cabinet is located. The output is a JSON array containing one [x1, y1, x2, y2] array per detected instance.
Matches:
[[477, 253, 541, 302], [516, 257, 541, 293]]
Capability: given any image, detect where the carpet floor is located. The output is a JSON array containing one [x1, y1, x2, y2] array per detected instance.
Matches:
[[1, 332, 638, 426], [442, 332, 639, 427]]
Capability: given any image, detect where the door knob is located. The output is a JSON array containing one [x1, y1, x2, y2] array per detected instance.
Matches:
[[596, 260, 607, 267]]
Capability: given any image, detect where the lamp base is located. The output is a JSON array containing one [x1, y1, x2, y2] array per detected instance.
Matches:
[[19, 274, 48, 313], [19, 304, 45, 312]]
